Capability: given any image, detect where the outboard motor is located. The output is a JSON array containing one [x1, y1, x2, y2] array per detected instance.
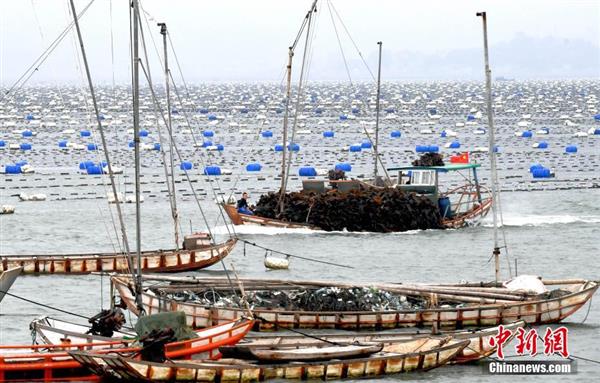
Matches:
[[87, 308, 126, 337]]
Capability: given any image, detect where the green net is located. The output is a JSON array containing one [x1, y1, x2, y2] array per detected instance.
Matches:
[[134, 311, 197, 341]]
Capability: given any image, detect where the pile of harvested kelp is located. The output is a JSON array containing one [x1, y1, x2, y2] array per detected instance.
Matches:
[[412, 152, 445, 167], [159, 287, 439, 312], [253, 187, 443, 232]]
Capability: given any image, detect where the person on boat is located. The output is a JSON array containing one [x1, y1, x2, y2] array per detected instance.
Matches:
[[237, 192, 254, 215]]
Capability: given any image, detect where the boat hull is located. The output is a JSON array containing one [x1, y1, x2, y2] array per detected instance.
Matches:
[[113, 276, 598, 331], [222, 204, 317, 229], [0, 267, 22, 303], [442, 195, 492, 229], [0, 239, 236, 275], [70, 338, 470, 382]]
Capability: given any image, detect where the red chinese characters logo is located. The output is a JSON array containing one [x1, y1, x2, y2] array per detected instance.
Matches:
[[515, 327, 538, 356], [489, 326, 570, 359], [543, 326, 569, 358], [489, 325, 513, 359]]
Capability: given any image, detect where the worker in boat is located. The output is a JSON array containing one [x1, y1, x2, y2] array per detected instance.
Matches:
[[237, 192, 254, 215]]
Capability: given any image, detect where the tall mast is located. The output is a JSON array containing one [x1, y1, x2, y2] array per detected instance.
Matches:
[[373, 41, 382, 181], [477, 11, 501, 283], [67, 0, 137, 285], [132, 0, 144, 311], [277, 0, 318, 214], [278, 47, 293, 214], [159, 22, 180, 249]]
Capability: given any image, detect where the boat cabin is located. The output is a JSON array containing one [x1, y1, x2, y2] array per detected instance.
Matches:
[[183, 232, 212, 250], [387, 164, 485, 219]]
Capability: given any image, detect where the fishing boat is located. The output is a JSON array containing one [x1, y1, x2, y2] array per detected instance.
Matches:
[[221, 321, 524, 364], [0, 235, 236, 275], [222, 163, 492, 230], [0, 267, 22, 303], [69, 337, 470, 382], [0, 317, 254, 382], [112, 275, 598, 331]]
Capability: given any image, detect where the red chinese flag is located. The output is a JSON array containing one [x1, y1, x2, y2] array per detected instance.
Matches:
[[450, 152, 469, 164]]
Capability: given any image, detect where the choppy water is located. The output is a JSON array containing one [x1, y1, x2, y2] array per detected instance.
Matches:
[[1, 188, 599, 382], [1, 81, 599, 382]]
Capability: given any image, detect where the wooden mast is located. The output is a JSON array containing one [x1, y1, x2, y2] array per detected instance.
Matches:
[[159, 22, 181, 250], [477, 11, 501, 283], [67, 0, 136, 283], [373, 41, 382, 182], [278, 47, 293, 214], [132, 0, 144, 312], [277, 0, 318, 214]]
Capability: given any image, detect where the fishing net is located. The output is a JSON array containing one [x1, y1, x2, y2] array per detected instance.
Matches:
[[134, 311, 197, 341]]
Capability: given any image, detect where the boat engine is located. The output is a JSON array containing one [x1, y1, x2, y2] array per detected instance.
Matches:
[[86, 308, 126, 337]]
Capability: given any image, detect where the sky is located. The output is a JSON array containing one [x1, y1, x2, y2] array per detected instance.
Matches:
[[0, 0, 598, 85]]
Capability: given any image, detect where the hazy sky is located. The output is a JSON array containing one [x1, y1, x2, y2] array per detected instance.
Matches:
[[0, 0, 598, 84]]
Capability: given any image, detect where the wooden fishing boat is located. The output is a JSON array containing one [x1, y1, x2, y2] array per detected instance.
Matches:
[[220, 320, 523, 364], [69, 337, 470, 382], [112, 275, 598, 331], [0, 237, 236, 275], [222, 164, 492, 231], [0, 267, 22, 303], [0, 318, 253, 382]]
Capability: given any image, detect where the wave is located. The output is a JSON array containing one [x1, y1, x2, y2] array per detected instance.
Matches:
[[212, 224, 423, 236], [483, 214, 600, 227]]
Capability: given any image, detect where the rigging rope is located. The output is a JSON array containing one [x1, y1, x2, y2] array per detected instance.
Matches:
[[238, 239, 354, 269], [328, 0, 375, 81], [0, 289, 90, 320], [280, 2, 318, 203], [326, 0, 352, 85], [0, 0, 95, 103]]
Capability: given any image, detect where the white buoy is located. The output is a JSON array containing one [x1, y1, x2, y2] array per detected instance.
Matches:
[[1, 205, 16, 214], [107, 192, 124, 204], [21, 164, 35, 174], [18, 192, 46, 201], [264, 256, 290, 270]]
